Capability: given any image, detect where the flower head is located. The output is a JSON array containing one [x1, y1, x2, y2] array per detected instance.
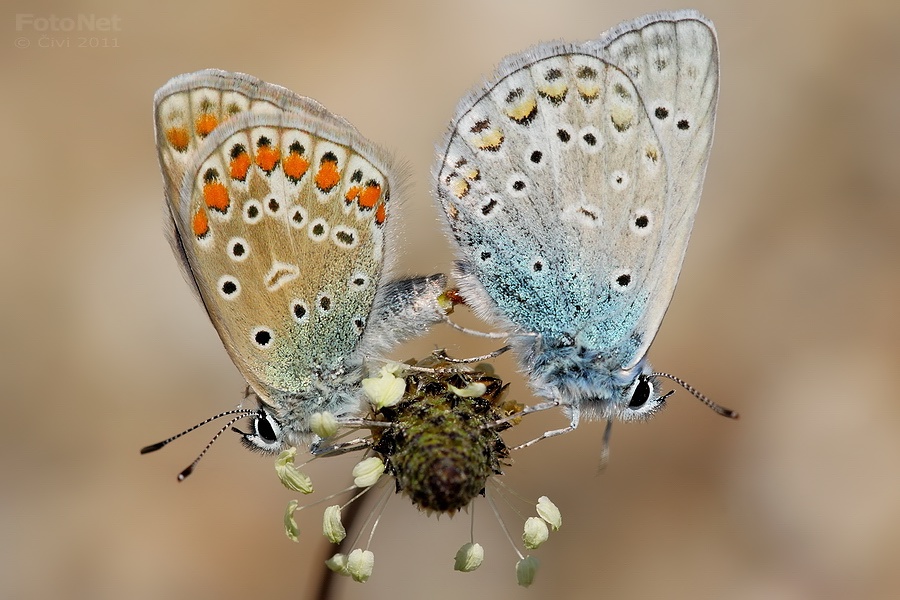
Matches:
[[369, 362, 521, 514], [351, 456, 385, 488], [325, 553, 348, 574], [362, 366, 406, 410], [516, 555, 539, 587], [347, 549, 375, 583], [326, 549, 375, 583], [275, 448, 313, 494], [537, 496, 562, 530], [310, 411, 339, 439], [523, 516, 550, 549], [453, 542, 484, 572], [270, 355, 564, 585], [448, 381, 488, 398], [322, 504, 346, 544], [284, 500, 300, 542]]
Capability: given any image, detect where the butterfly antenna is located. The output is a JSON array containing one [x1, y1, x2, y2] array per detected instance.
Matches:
[[652, 372, 739, 419], [176, 413, 250, 480], [140, 407, 257, 454], [140, 408, 258, 480]]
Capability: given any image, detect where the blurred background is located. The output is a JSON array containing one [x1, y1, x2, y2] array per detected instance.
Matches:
[[3, 0, 899, 598]]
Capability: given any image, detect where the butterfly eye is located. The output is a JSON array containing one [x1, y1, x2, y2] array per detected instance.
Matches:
[[617, 374, 669, 421], [240, 408, 284, 454], [628, 376, 652, 409], [256, 413, 277, 442]]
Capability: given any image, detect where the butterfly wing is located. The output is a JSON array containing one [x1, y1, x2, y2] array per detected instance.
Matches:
[[594, 11, 719, 367], [434, 39, 668, 357], [434, 11, 716, 369], [154, 71, 442, 419], [155, 70, 335, 299]]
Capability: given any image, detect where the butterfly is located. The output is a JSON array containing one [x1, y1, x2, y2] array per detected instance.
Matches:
[[145, 70, 448, 476], [433, 10, 736, 445]]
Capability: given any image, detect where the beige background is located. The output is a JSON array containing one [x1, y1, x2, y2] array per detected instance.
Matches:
[[4, 0, 899, 598]]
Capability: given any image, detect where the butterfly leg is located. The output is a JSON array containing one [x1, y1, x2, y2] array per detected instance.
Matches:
[[310, 438, 372, 457], [511, 424, 577, 450], [440, 315, 509, 339], [499, 400, 579, 449], [432, 346, 510, 364], [597, 419, 613, 472]]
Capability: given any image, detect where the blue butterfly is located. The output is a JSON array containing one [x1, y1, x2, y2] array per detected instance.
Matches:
[[433, 11, 736, 445]]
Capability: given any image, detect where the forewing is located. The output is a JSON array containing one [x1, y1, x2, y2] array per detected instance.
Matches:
[[181, 112, 393, 398], [154, 70, 355, 204], [435, 47, 667, 353], [595, 11, 719, 366], [435, 11, 718, 368], [159, 89, 395, 401], [154, 70, 354, 295]]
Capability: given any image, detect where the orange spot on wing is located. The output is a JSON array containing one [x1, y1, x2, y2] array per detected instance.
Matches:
[[229, 151, 251, 181], [203, 182, 230, 212], [315, 159, 341, 192], [192, 209, 209, 238], [283, 153, 310, 182], [358, 184, 381, 209], [195, 113, 218, 137], [375, 201, 386, 225], [166, 127, 190, 152], [345, 186, 361, 204], [255, 145, 280, 173]]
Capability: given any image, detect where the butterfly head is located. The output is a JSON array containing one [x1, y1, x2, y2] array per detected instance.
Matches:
[[569, 360, 670, 423], [237, 403, 288, 454], [237, 374, 365, 455], [517, 333, 669, 422], [140, 389, 349, 480], [139, 394, 293, 480], [616, 371, 669, 421]]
